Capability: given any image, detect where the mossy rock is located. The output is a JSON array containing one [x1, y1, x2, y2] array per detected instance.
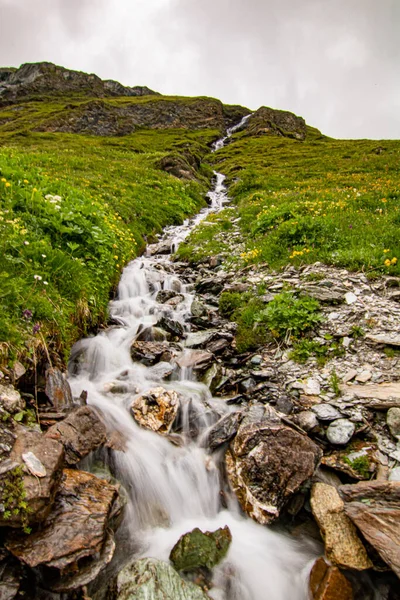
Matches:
[[169, 526, 232, 572]]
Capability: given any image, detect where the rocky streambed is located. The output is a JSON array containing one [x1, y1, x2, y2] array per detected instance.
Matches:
[[1, 126, 400, 599]]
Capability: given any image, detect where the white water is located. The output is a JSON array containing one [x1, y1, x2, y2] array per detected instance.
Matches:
[[212, 113, 252, 152], [67, 122, 317, 599]]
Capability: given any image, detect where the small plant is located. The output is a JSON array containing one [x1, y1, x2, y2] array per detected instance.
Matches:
[[330, 370, 341, 396], [258, 292, 322, 339], [219, 291, 247, 319], [350, 325, 365, 338], [289, 339, 328, 364], [343, 455, 371, 479], [0, 465, 31, 533]]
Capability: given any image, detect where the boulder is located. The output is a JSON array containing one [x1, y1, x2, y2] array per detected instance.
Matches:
[[158, 317, 184, 338], [301, 285, 344, 304], [185, 330, 217, 349], [45, 368, 73, 411], [131, 387, 179, 435], [169, 526, 232, 571], [310, 483, 372, 570], [45, 406, 107, 465], [0, 425, 64, 527], [114, 557, 210, 599], [226, 420, 322, 524], [6, 469, 119, 587], [309, 557, 353, 600], [0, 384, 25, 414], [340, 480, 400, 578]]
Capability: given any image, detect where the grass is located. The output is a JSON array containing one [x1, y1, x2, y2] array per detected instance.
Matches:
[[179, 133, 400, 275], [0, 126, 215, 367]]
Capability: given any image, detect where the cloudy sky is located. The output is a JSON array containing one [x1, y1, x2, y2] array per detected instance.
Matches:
[[1, 0, 399, 139]]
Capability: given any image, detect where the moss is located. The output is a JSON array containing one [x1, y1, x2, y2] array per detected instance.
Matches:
[[343, 455, 371, 479], [0, 465, 31, 532]]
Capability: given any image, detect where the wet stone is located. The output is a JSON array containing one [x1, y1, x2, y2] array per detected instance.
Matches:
[[309, 557, 353, 600], [131, 387, 179, 435], [205, 412, 243, 452], [130, 341, 173, 366], [158, 316, 184, 338], [293, 411, 319, 432], [170, 526, 232, 571]]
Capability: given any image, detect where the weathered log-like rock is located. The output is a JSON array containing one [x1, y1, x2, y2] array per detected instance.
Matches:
[[339, 480, 400, 578], [310, 483, 372, 570], [6, 469, 119, 577], [226, 420, 322, 524], [45, 367, 73, 411], [0, 425, 64, 527], [45, 405, 107, 465], [309, 557, 353, 600], [169, 526, 232, 571], [115, 558, 210, 599], [131, 387, 179, 435]]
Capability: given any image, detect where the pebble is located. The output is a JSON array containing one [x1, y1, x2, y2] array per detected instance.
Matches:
[[388, 466, 400, 481], [304, 378, 321, 396], [344, 292, 358, 305], [342, 369, 358, 383], [355, 370, 372, 383], [326, 419, 355, 445]]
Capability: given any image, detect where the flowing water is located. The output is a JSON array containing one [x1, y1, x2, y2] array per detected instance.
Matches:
[[68, 121, 317, 599]]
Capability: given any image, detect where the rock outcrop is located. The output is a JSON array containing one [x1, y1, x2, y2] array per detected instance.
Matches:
[[309, 557, 353, 600], [245, 106, 307, 140], [130, 387, 180, 435], [0, 62, 159, 105]]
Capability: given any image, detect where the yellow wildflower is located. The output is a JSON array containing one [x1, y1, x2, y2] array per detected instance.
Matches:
[[384, 259, 391, 267], [5, 182, 11, 188], [384, 249, 390, 253], [391, 257, 398, 265], [1, 178, 6, 183]]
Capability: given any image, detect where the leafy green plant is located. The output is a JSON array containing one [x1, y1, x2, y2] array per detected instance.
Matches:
[[330, 369, 341, 396], [289, 339, 328, 364], [257, 292, 322, 339], [343, 455, 371, 479]]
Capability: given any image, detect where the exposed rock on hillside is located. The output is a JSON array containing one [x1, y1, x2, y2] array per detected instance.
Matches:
[[245, 106, 307, 140], [0, 62, 159, 106], [34, 97, 244, 136]]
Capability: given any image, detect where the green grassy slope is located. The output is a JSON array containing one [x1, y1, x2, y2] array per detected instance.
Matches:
[[0, 122, 216, 366], [179, 131, 400, 276]]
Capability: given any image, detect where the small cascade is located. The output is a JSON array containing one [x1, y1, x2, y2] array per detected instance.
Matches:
[[212, 113, 252, 152], [67, 118, 316, 599]]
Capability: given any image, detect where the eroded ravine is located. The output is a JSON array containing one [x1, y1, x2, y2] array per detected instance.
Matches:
[[67, 121, 317, 599]]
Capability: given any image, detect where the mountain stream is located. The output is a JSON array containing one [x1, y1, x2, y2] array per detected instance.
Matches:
[[67, 118, 317, 600]]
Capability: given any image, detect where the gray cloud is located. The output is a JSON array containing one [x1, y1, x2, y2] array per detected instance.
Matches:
[[0, 0, 399, 138]]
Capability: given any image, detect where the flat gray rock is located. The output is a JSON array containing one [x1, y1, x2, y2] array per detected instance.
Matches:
[[326, 419, 355, 445], [312, 404, 342, 422]]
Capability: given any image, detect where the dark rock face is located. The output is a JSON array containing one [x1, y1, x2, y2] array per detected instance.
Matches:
[[0, 425, 64, 527], [0, 62, 159, 105], [34, 97, 230, 136], [130, 341, 175, 366], [226, 421, 322, 524], [5, 469, 119, 590], [45, 406, 107, 465], [340, 481, 400, 578], [245, 106, 307, 140], [205, 412, 243, 452], [169, 526, 232, 571]]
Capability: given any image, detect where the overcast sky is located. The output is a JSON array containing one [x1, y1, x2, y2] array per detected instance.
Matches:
[[1, 0, 399, 139]]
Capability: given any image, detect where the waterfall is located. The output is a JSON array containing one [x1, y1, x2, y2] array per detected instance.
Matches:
[[67, 119, 316, 599]]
